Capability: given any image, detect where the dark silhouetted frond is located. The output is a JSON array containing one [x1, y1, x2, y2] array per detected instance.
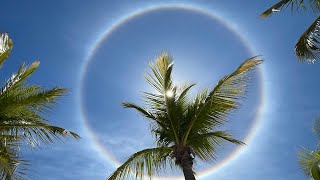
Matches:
[[260, 0, 320, 18], [261, 0, 298, 18], [295, 15, 320, 62]]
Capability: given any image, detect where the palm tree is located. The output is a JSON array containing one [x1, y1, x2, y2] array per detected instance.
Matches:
[[108, 53, 263, 180], [0, 32, 79, 179], [261, 0, 320, 63], [298, 117, 320, 180]]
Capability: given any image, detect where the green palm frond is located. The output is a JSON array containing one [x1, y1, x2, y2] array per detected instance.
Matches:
[[176, 84, 195, 107], [261, 0, 294, 18], [0, 62, 40, 94], [145, 53, 180, 144], [0, 115, 79, 147], [187, 131, 244, 161], [0, 86, 67, 115], [298, 148, 320, 178], [121, 102, 157, 121], [145, 52, 174, 94], [0, 33, 12, 67], [182, 56, 263, 144], [0, 140, 29, 180], [295, 15, 320, 62], [0, 32, 80, 178], [260, 0, 320, 18], [0, 84, 79, 147], [108, 147, 173, 180]]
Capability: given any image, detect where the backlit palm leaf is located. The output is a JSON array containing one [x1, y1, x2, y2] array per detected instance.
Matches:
[[182, 56, 263, 144], [0, 33, 12, 67], [108, 147, 173, 180]]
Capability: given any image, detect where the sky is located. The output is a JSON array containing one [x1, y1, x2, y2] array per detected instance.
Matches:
[[1, 0, 320, 179]]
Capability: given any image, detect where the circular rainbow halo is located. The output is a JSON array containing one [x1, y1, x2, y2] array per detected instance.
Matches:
[[79, 3, 265, 180]]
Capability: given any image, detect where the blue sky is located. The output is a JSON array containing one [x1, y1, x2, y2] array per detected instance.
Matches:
[[1, 0, 320, 179]]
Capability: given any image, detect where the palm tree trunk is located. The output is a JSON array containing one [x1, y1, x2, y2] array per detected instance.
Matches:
[[174, 146, 196, 180], [181, 157, 196, 180]]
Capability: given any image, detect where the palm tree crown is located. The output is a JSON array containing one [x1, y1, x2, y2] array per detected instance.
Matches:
[[261, 0, 320, 63], [0, 32, 79, 179], [108, 53, 263, 180]]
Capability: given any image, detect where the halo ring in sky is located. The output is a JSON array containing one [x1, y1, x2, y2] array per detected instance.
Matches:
[[79, 4, 265, 179]]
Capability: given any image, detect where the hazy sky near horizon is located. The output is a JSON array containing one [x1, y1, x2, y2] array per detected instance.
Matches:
[[1, 0, 320, 179]]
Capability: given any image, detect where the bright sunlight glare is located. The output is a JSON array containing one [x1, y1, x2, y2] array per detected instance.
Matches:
[[166, 90, 173, 97]]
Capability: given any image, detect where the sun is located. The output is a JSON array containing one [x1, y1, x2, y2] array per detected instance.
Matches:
[[166, 90, 174, 97]]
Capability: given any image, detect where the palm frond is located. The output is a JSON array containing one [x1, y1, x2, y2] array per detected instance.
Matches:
[[259, 0, 320, 18], [298, 148, 320, 178], [0, 33, 12, 67], [0, 62, 79, 147], [122, 102, 157, 121], [187, 131, 244, 161], [261, 0, 298, 18], [261, 1, 320, 62], [0, 141, 29, 180], [309, 0, 320, 12], [108, 147, 173, 180], [0, 118, 79, 147], [144, 53, 180, 144], [145, 52, 174, 94], [295, 15, 320, 62], [0, 31, 80, 179], [176, 83, 195, 111], [182, 56, 263, 144], [0, 86, 67, 116], [0, 62, 40, 94]]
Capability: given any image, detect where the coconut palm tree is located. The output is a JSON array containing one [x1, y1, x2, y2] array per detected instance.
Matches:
[[108, 53, 263, 180], [0, 32, 79, 179], [298, 117, 320, 180], [261, 0, 320, 63]]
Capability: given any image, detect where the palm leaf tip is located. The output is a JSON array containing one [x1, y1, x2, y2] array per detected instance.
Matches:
[[238, 56, 263, 71], [260, 8, 281, 18], [0, 32, 13, 66], [46, 125, 80, 140], [259, 0, 290, 18], [260, 0, 311, 18]]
